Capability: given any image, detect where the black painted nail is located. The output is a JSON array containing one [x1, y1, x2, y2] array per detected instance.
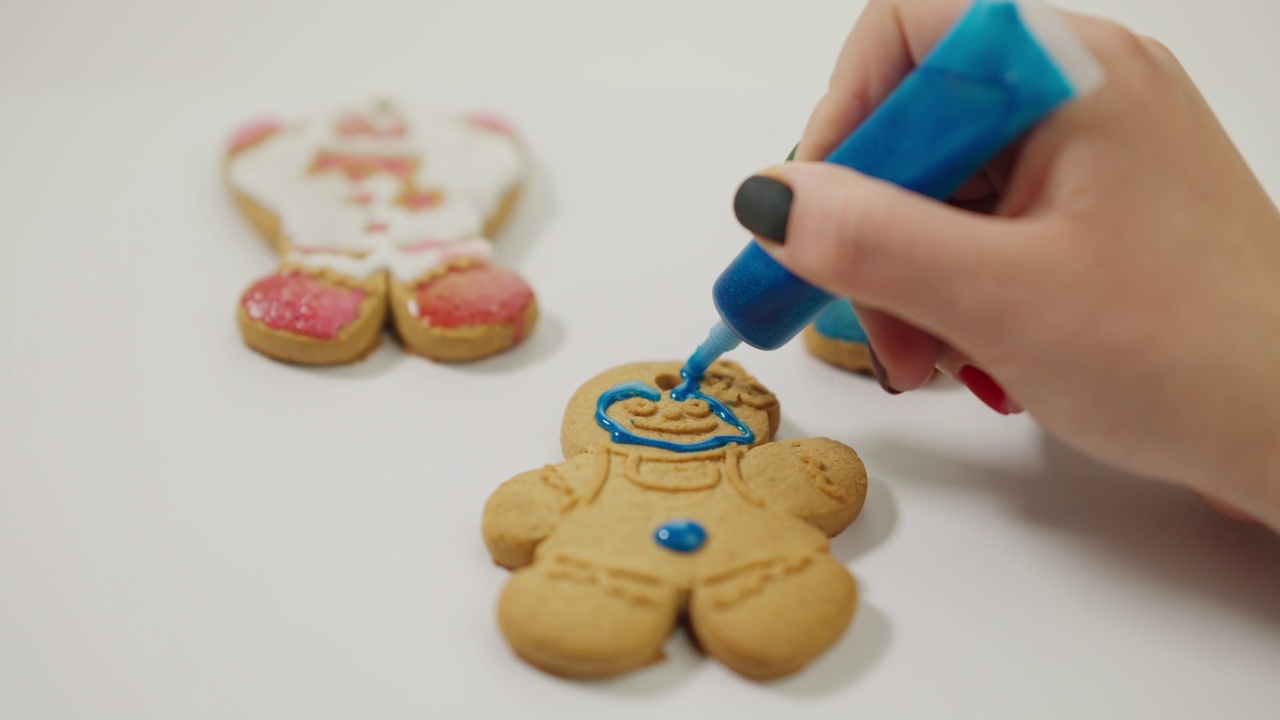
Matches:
[[867, 344, 901, 395], [734, 175, 793, 244]]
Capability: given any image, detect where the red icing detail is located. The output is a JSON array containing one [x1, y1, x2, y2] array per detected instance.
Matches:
[[465, 114, 515, 135], [351, 190, 374, 205], [414, 265, 534, 341], [338, 114, 407, 138], [401, 238, 449, 253], [401, 189, 442, 210], [228, 119, 282, 153], [242, 271, 366, 340], [367, 221, 389, 232], [311, 152, 413, 180]]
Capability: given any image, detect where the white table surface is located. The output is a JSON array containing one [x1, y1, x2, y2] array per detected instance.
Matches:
[[2, 1, 1279, 718]]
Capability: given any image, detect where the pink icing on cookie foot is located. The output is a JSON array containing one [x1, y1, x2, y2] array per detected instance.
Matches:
[[413, 265, 534, 340], [228, 119, 283, 153], [242, 271, 366, 339]]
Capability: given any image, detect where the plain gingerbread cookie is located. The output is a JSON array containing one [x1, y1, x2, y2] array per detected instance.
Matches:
[[226, 99, 537, 365], [483, 360, 868, 680]]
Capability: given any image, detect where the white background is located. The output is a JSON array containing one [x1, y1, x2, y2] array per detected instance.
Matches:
[[2, 1, 1280, 718]]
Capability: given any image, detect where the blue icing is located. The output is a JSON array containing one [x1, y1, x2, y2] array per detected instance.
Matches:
[[710, 0, 1081, 352], [595, 372, 755, 453], [813, 299, 868, 344], [654, 519, 707, 553]]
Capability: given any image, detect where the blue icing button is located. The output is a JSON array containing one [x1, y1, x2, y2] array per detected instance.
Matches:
[[813, 298, 868, 344], [654, 519, 707, 553]]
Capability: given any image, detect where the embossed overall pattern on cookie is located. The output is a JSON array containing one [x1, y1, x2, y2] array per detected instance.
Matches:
[[483, 360, 868, 680], [226, 99, 536, 365]]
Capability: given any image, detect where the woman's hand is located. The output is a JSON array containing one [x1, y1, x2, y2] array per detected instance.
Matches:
[[738, 0, 1280, 529]]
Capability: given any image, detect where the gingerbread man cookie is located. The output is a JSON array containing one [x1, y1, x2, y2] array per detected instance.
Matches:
[[483, 360, 868, 680], [226, 99, 536, 364], [804, 299, 874, 374]]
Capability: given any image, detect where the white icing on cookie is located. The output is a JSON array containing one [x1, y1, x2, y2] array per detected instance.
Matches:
[[228, 99, 523, 282]]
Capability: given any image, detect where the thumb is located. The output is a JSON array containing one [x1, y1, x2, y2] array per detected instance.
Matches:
[[734, 162, 1031, 341]]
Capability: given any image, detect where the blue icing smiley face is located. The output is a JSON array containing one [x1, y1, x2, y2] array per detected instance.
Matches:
[[596, 376, 757, 453]]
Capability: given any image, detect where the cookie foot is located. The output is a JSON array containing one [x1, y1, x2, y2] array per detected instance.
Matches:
[[389, 263, 537, 362], [497, 557, 679, 678], [804, 299, 874, 374], [237, 268, 386, 365], [690, 552, 856, 680]]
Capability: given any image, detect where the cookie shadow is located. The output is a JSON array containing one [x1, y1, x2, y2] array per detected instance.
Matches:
[[768, 602, 892, 697], [579, 626, 707, 696], [829, 477, 898, 565], [581, 604, 891, 698], [865, 434, 1280, 633], [300, 331, 406, 379], [449, 311, 567, 375]]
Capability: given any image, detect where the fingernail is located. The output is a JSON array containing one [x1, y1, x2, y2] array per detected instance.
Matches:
[[867, 343, 901, 395], [785, 143, 798, 162], [957, 365, 1014, 415], [734, 175, 792, 243]]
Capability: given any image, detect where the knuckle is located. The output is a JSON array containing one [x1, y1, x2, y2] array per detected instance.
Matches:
[[1138, 34, 1186, 73], [1138, 35, 1173, 60], [1093, 20, 1149, 63]]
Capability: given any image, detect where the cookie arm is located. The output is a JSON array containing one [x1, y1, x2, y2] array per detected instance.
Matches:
[[732, 438, 868, 537], [482, 450, 607, 569]]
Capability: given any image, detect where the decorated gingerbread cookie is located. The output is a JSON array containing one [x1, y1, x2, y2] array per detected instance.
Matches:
[[483, 360, 868, 680], [226, 99, 536, 364], [804, 299, 873, 374]]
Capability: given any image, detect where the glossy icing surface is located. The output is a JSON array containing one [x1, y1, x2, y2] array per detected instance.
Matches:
[[595, 379, 755, 453], [241, 271, 366, 339], [409, 265, 534, 337], [653, 519, 708, 553], [228, 100, 523, 282]]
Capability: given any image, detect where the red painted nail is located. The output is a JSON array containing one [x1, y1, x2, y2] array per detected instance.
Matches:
[[957, 365, 1012, 415]]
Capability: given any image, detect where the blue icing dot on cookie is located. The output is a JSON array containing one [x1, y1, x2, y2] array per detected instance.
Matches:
[[654, 519, 707, 553], [814, 299, 868, 344]]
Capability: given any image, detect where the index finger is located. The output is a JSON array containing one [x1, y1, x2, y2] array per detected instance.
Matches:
[[795, 0, 974, 162]]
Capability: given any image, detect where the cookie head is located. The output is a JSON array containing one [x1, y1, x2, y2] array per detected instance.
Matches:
[[561, 360, 780, 459]]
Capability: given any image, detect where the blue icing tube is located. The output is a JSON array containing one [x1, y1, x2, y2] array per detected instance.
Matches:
[[685, 0, 1104, 375], [813, 299, 868, 345]]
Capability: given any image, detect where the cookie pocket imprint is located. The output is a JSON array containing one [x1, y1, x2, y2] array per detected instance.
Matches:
[[226, 99, 537, 365], [483, 360, 868, 680]]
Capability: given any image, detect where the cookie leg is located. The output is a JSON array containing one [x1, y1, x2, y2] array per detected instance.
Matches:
[[237, 268, 386, 365], [689, 552, 856, 680], [497, 558, 679, 678], [389, 262, 537, 362], [804, 299, 873, 374]]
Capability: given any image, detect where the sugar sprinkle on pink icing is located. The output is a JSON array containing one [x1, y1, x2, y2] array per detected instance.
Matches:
[[414, 265, 534, 341], [242, 271, 366, 340]]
